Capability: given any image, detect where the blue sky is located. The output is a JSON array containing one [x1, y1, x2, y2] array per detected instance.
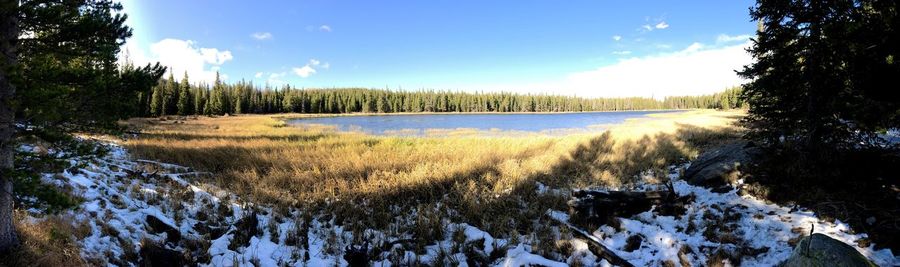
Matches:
[[120, 0, 757, 97]]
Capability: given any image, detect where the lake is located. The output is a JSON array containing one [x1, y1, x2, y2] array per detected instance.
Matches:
[[288, 110, 682, 136]]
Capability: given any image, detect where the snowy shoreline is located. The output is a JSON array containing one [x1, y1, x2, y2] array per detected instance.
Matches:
[[19, 138, 898, 266]]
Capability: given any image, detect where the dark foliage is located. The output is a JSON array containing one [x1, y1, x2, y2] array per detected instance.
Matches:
[[744, 147, 900, 251], [738, 0, 900, 251], [739, 0, 900, 150], [16, 0, 165, 128]]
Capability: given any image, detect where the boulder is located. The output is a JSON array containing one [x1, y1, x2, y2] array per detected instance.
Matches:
[[781, 233, 875, 267], [139, 241, 185, 267], [146, 215, 182, 244], [684, 141, 760, 187]]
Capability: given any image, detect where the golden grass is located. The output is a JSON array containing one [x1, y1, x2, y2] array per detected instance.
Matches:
[[123, 110, 744, 236], [0, 211, 89, 267]]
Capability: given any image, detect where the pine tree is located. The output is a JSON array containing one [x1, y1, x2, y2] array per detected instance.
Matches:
[[177, 72, 191, 115], [150, 83, 164, 116], [739, 0, 900, 150], [2, 0, 163, 250], [377, 93, 389, 113], [208, 72, 225, 115], [164, 73, 178, 115]]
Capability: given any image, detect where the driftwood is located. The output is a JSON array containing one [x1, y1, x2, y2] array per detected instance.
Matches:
[[550, 213, 635, 267], [568, 185, 693, 228], [556, 184, 693, 267]]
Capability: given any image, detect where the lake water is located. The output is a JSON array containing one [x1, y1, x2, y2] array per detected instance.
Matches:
[[288, 110, 681, 136]]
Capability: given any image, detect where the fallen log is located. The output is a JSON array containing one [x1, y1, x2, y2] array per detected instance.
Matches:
[[568, 186, 693, 229], [549, 212, 635, 267]]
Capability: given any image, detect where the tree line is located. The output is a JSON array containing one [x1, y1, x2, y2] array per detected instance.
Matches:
[[142, 73, 744, 116]]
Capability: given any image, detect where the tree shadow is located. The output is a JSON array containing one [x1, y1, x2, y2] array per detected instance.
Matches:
[[125, 119, 744, 260], [324, 123, 742, 246], [745, 145, 900, 251]]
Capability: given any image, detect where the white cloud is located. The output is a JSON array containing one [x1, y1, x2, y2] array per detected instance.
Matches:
[[124, 38, 233, 84], [251, 32, 273, 40], [716, 34, 752, 43], [319, 25, 332, 32], [292, 65, 317, 78], [612, 50, 632, 55], [655, 21, 669, 29], [612, 35, 622, 41], [290, 59, 329, 78], [642, 25, 653, 31], [562, 41, 752, 98], [199, 47, 233, 65], [255, 72, 263, 78], [684, 42, 704, 52], [268, 72, 287, 84]]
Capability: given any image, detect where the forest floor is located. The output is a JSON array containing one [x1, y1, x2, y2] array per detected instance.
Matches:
[[4, 109, 897, 266]]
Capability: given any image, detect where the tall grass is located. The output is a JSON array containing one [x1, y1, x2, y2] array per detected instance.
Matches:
[[123, 110, 742, 237]]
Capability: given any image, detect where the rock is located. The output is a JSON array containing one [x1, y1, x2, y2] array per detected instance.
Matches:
[[781, 233, 875, 267], [193, 222, 227, 240], [344, 243, 369, 267], [228, 212, 260, 250], [623, 235, 643, 252], [684, 141, 761, 187], [146, 215, 182, 244], [139, 241, 185, 267]]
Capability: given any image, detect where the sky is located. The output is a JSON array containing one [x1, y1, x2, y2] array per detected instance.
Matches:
[[120, 0, 757, 98]]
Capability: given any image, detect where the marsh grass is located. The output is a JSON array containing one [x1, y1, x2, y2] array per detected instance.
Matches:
[[123, 110, 742, 239], [0, 211, 90, 267]]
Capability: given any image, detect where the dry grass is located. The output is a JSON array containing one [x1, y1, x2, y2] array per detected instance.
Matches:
[[0, 211, 89, 267], [123, 110, 743, 236]]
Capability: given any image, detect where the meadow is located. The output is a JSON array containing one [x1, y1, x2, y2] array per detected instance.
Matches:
[[123, 110, 743, 249]]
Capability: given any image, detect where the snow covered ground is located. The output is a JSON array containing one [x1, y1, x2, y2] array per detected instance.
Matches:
[[18, 137, 899, 266]]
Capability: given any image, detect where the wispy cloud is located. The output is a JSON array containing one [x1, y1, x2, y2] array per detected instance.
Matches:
[[612, 35, 622, 41], [716, 34, 752, 43], [251, 32, 273, 40], [612, 50, 632, 55], [319, 25, 332, 32], [268, 72, 287, 84], [254, 72, 263, 78], [655, 21, 669, 29], [642, 25, 653, 31]]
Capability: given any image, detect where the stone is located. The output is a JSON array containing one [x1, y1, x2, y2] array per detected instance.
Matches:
[[781, 233, 875, 267], [684, 141, 761, 187], [139, 241, 184, 267], [146, 215, 182, 244]]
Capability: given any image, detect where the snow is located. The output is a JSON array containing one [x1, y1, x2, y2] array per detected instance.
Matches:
[[497, 244, 568, 267], [570, 168, 897, 267], [19, 137, 899, 266]]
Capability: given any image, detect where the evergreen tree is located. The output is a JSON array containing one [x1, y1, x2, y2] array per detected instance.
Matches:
[[377, 93, 389, 113], [164, 73, 178, 115], [208, 72, 225, 115], [739, 0, 900, 150], [177, 72, 191, 115], [149, 82, 164, 116], [1, 0, 163, 250]]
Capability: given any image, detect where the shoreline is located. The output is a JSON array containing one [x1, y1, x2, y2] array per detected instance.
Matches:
[[272, 108, 695, 119], [278, 109, 744, 137]]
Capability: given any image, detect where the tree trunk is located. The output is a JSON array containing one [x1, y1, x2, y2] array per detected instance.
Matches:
[[0, 0, 18, 252]]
